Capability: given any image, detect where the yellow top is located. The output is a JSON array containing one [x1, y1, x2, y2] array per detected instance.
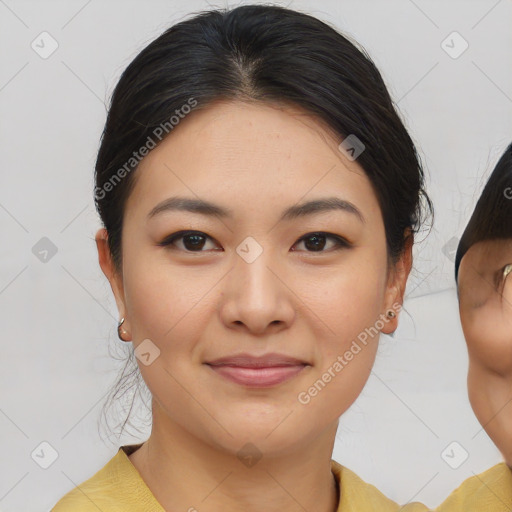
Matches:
[[51, 443, 512, 511]]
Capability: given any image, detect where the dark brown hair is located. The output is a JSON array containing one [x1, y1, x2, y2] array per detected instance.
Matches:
[[455, 142, 512, 283]]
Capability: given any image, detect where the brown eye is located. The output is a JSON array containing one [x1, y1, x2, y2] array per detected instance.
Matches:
[[292, 232, 352, 253], [158, 230, 352, 254], [158, 231, 220, 252]]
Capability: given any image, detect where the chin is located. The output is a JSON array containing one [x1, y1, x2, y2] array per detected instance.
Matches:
[[206, 416, 307, 454], [220, 432, 307, 461]]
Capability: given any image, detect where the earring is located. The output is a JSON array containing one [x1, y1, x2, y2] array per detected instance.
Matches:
[[117, 317, 129, 341], [386, 309, 397, 338], [504, 264, 512, 279]]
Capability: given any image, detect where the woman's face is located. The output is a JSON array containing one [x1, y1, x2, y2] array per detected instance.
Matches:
[[458, 238, 512, 463], [458, 239, 512, 370], [97, 100, 410, 457]]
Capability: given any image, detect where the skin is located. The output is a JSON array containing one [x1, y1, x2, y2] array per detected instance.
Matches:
[[458, 238, 512, 467], [96, 99, 412, 512]]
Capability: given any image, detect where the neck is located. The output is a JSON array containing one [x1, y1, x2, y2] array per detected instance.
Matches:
[[129, 403, 340, 512]]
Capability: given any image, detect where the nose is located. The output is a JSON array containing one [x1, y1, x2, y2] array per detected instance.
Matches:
[[219, 248, 296, 335]]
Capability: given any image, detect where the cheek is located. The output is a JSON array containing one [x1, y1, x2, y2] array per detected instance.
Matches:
[[121, 259, 215, 417], [295, 322, 380, 428], [463, 309, 512, 375], [303, 257, 387, 343], [293, 264, 386, 417], [122, 241, 214, 344]]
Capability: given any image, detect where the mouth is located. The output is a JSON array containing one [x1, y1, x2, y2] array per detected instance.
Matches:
[[204, 353, 310, 388]]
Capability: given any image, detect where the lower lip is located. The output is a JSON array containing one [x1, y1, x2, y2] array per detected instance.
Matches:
[[206, 364, 307, 387]]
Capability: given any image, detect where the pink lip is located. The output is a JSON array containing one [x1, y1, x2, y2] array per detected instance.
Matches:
[[207, 364, 307, 387], [205, 352, 310, 387]]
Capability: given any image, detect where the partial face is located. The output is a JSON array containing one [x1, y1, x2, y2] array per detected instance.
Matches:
[[458, 239, 512, 372], [100, 100, 407, 457], [458, 238, 512, 463]]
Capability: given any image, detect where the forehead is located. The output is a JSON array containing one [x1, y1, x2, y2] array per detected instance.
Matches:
[[125, 100, 382, 225]]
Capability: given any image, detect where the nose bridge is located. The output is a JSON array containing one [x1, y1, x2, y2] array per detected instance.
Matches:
[[218, 232, 297, 333], [231, 235, 279, 298], [222, 234, 294, 324]]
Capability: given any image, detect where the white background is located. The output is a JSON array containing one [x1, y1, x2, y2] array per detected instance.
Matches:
[[1, 0, 511, 510]]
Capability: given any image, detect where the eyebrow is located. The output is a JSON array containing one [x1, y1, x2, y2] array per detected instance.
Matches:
[[147, 196, 366, 224]]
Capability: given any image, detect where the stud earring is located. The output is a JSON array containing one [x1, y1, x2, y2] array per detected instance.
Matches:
[[386, 308, 397, 338], [117, 317, 129, 341]]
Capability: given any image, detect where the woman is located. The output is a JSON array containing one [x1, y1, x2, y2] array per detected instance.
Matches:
[[455, 142, 512, 468], [52, 5, 512, 511]]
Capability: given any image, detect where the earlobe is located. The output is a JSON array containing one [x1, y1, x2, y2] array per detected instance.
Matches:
[[381, 306, 400, 335], [381, 230, 413, 335], [95, 228, 129, 330], [380, 261, 402, 335], [117, 317, 131, 342]]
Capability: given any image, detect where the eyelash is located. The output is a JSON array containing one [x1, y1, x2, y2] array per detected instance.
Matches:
[[157, 230, 352, 254]]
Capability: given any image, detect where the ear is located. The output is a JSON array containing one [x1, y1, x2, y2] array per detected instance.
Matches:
[[95, 228, 128, 329], [380, 228, 413, 335]]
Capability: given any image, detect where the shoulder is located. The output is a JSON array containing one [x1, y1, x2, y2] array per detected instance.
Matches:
[[331, 460, 512, 511], [331, 460, 429, 511], [50, 449, 125, 511], [436, 462, 512, 510], [50, 444, 163, 512]]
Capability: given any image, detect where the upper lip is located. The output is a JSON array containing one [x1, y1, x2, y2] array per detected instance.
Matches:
[[205, 352, 309, 368]]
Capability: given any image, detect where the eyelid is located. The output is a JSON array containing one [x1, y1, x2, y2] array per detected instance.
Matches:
[[157, 230, 220, 249], [294, 231, 353, 250], [158, 230, 352, 252]]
